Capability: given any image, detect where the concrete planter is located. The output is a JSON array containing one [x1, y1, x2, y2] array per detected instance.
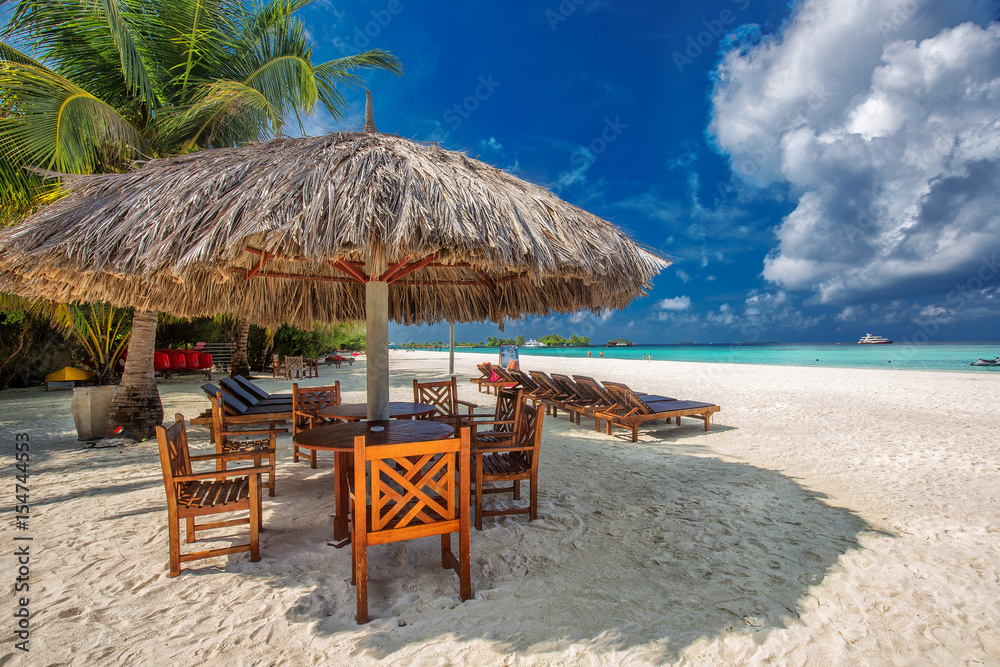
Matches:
[[71, 385, 118, 440]]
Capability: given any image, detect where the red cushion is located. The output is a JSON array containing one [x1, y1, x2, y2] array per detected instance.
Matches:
[[182, 350, 202, 369], [197, 352, 213, 368], [153, 352, 171, 371], [164, 350, 187, 368]]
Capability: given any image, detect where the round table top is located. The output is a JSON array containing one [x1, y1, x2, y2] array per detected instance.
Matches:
[[292, 419, 455, 451], [318, 401, 437, 421]]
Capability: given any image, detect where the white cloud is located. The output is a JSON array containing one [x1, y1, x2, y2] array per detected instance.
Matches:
[[675, 268, 690, 282], [551, 146, 597, 192], [706, 303, 737, 326], [657, 296, 692, 311], [710, 0, 1000, 305], [480, 137, 503, 154]]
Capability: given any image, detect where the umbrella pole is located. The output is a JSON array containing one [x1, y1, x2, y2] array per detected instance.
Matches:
[[366, 280, 390, 421], [449, 321, 455, 376]]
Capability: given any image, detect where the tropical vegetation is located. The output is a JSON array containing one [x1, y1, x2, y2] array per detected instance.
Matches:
[[0, 0, 400, 436]]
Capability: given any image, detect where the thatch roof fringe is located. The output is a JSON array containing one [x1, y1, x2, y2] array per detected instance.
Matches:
[[0, 131, 670, 327]]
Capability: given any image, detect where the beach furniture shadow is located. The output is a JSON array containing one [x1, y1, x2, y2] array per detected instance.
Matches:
[[280, 443, 877, 662]]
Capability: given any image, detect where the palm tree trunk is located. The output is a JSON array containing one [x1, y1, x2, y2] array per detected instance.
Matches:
[[230, 318, 251, 377], [107, 309, 162, 439]]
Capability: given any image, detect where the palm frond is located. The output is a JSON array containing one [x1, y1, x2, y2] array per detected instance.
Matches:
[[0, 63, 146, 173], [157, 79, 275, 150], [313, 50, 401, 119]]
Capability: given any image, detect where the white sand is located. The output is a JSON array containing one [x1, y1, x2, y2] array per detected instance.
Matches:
[[2, 351, 999, 665]]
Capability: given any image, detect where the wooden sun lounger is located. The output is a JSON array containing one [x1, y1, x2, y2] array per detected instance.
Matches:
[[597, 381, 720, 442], [220, 378, 293, 409], [477, 364, 518, 395], [549, 373, 609, 425], [526, 370, 577, 419], [505, 369, 548, 408], [233, 375, 292, 402], [470, 362, 494, 392], [190, 383, 292, 438]]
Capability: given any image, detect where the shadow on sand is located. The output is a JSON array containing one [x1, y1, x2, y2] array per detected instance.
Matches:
[[278, 444, 879, 663]]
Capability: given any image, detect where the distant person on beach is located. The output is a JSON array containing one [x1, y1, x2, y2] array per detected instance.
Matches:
[[587, 350, 592, 358], [599, 351, 604, 358]]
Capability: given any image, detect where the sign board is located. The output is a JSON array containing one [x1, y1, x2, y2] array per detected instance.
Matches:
[[499, 345, 519, 369]]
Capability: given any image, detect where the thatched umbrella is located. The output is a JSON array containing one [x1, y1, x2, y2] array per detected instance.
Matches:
[[0, 94, 669, 429]]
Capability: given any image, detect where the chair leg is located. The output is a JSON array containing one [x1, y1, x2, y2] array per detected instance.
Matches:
[[530, 472, 539, 521], [293, 442, 299, 463], [249, 477, 261, 563], [355, 539, 368, 623], [631, 425, 638, 442], [310, 448, 317, 469], [186, 517, 196, 543], [459, 527, 471, 601], [441, 533, 452, 569], [268, 451, 276, 497], [168, 514, 181, 577], [513, 480, 521, 500], [474, 457, 484, 531]]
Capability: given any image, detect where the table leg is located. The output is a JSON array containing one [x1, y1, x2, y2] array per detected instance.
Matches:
[[333, 451, 349, 542]]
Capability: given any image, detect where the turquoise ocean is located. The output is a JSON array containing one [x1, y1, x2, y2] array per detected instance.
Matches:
[[458, 342, 1000, 373]]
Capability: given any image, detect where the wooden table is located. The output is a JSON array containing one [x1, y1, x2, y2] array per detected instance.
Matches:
[[292, 419, 455, 543], [318, 401, 437, 422]]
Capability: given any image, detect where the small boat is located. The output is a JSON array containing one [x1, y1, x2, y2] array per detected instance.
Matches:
[[970, 357, 1000, 366], [524, 339, 546, 348], [858, 333, 893, 344]]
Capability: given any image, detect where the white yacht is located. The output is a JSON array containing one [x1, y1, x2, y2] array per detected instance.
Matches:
[[524, 339, 546, 348], [858, 333, 893, 344]]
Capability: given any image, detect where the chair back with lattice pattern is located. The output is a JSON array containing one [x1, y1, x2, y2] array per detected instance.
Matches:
[[516, 403, 544, 461], [285, 355, 304, 375], [413, 377, 459, 418], [156, 413, 193, 496], [492, 388, 523, 432], [354, 429, 470, 539], [292, 382, 342, 433]]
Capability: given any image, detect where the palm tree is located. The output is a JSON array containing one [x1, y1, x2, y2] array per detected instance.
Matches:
[[1, 0, 401, 438]]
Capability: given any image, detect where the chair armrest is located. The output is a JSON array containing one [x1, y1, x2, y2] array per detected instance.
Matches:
[[218, 429, 276, 437], [190, 451, 274, 463], [466, 419, 515, 432], [472, 443, 533, 454], [173, 466, 272, 481], [457, 399, 478, 413]]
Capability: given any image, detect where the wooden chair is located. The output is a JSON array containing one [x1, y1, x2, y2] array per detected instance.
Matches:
[[210, 392, 277, 496], [471, 402, 544, 530], [155, 413, 267, 577], [271, 354, 286, 378], [349, 428, 472, 624], [291, 382, 342, 468], [598, 381, 720, 442], [413, 377, 477, 429], [458, 387, 523, 442], [284, 355, 305, 379]]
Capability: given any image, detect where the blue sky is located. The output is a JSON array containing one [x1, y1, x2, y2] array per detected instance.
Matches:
[[293, 0, 1000, 345]]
